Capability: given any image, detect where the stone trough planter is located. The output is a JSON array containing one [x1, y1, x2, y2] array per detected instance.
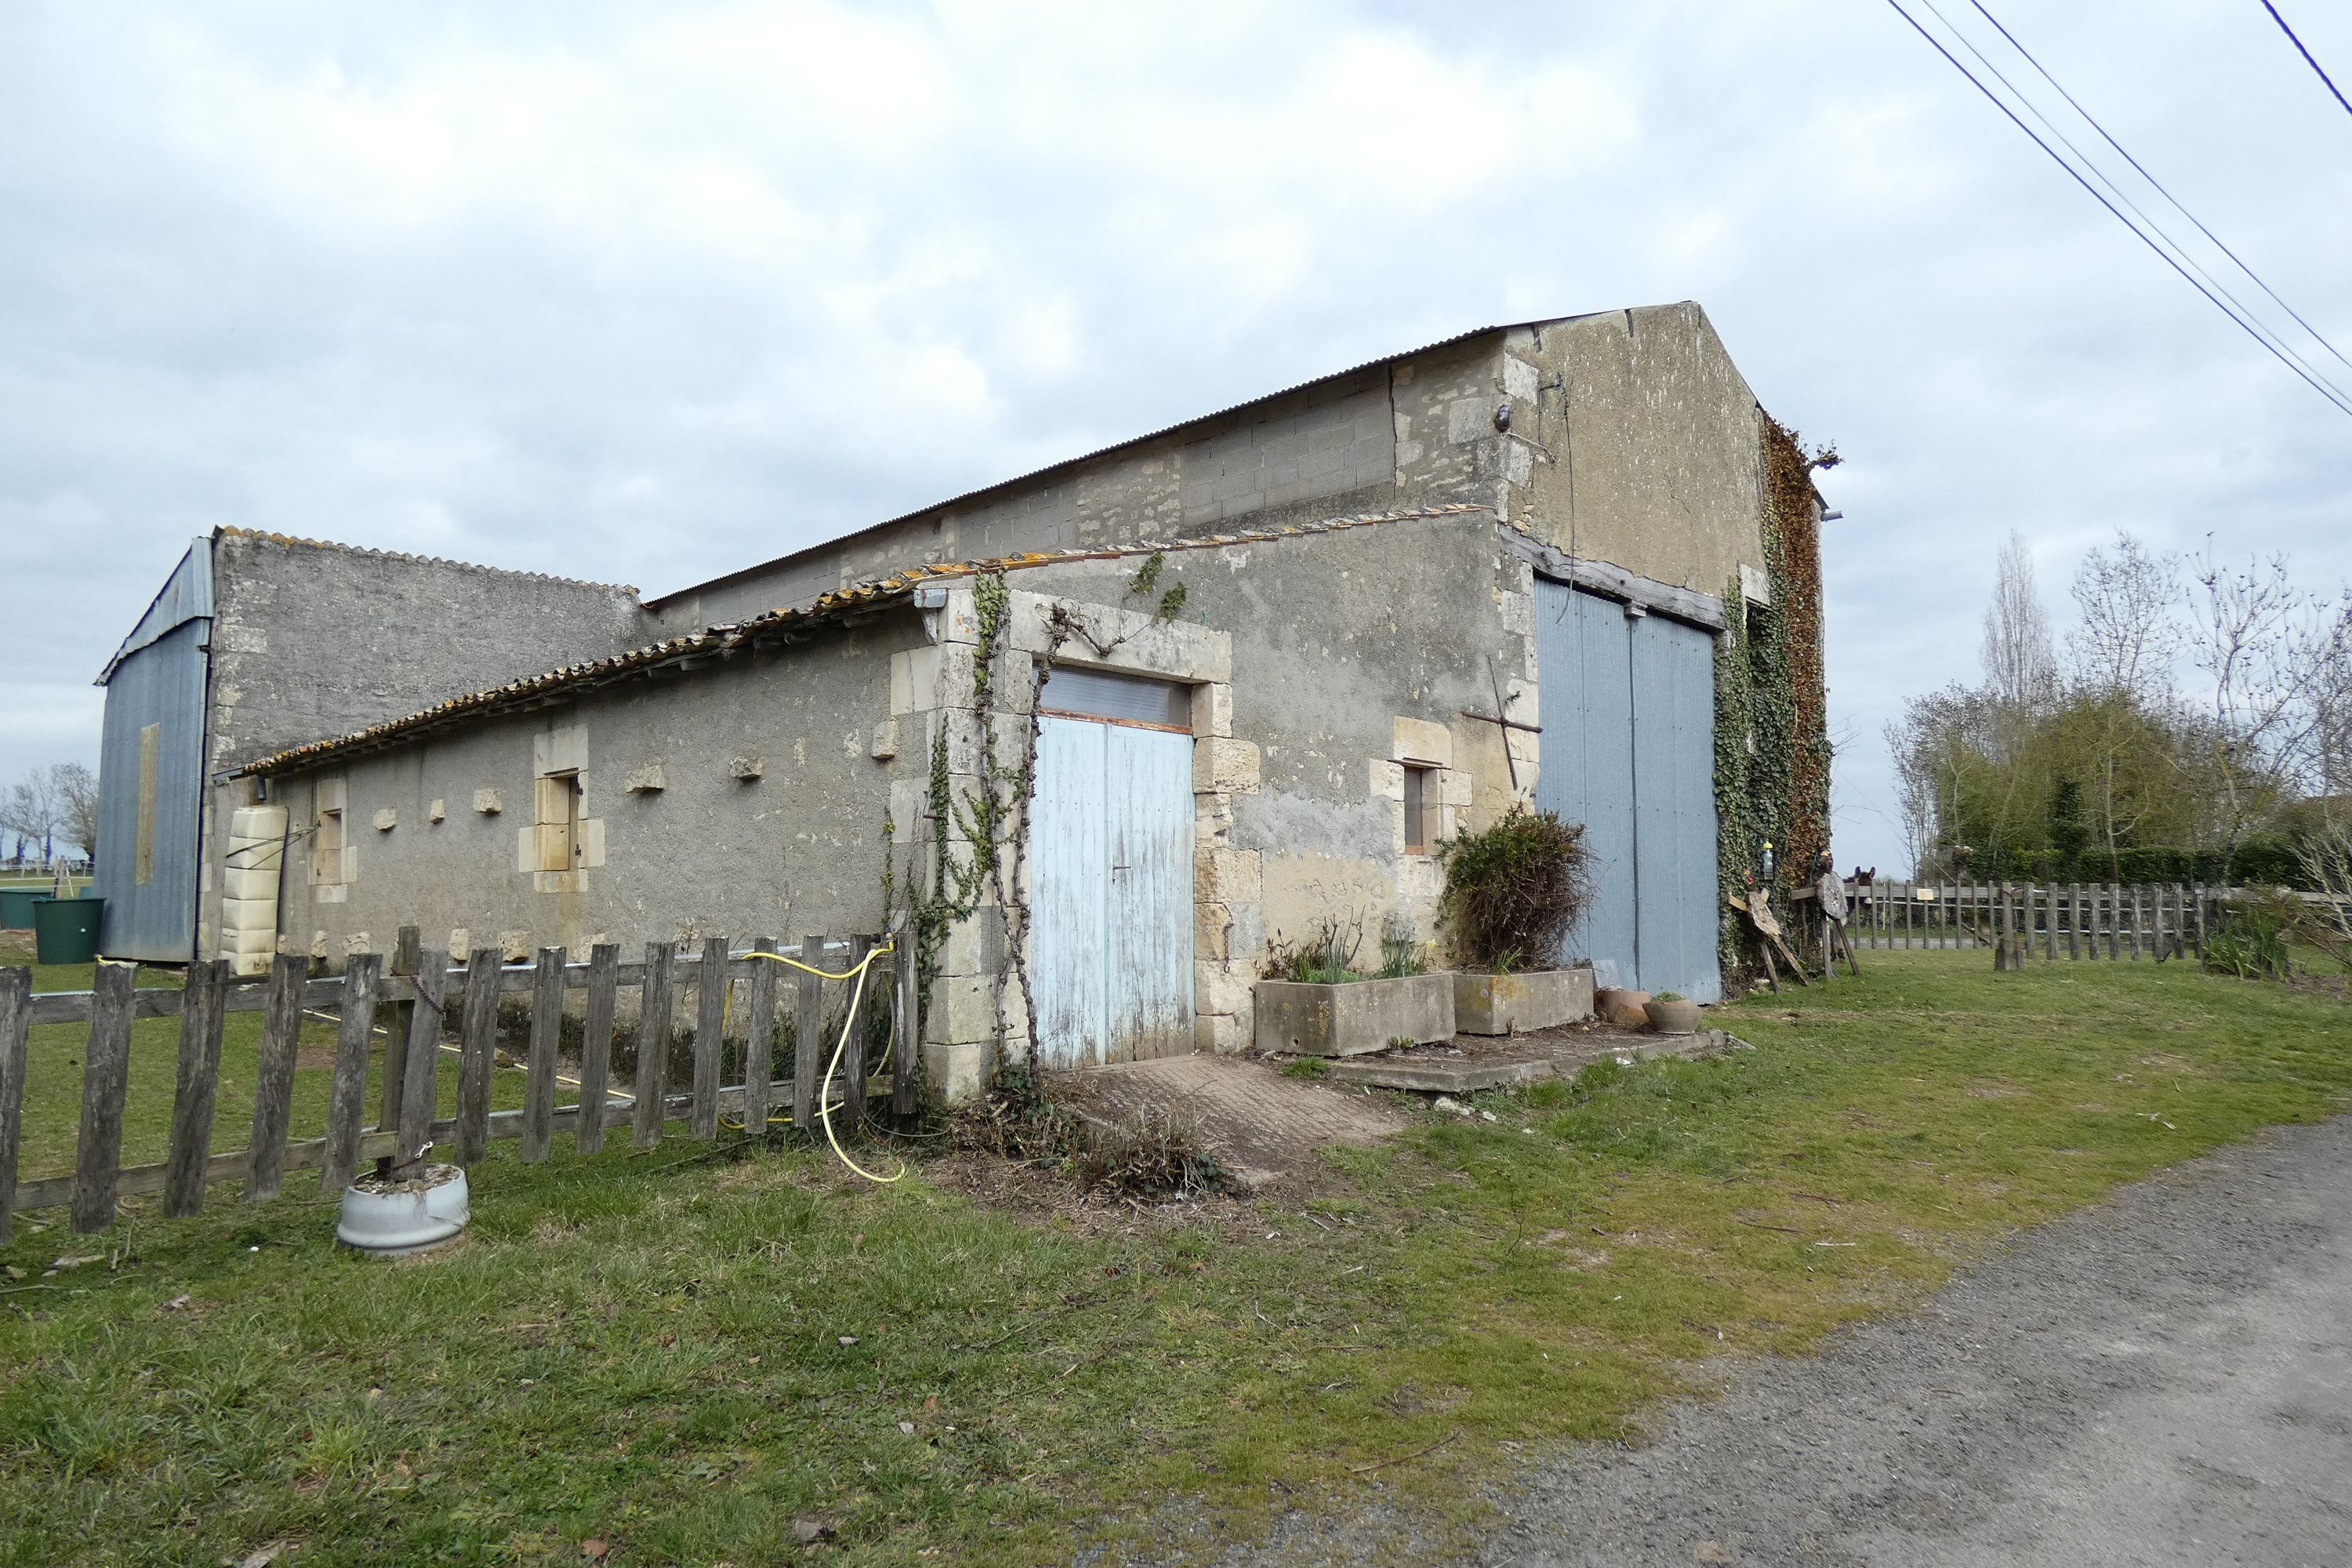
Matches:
[[1452, 966, 1595, 1036], [1253, 973, 1455, 1058]]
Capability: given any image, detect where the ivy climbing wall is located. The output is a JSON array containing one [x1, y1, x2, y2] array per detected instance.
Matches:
[[1714, 416, 1832, 975]]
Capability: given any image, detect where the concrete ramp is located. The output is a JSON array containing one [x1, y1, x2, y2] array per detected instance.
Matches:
[[1058, 1054, 1405, 1190]]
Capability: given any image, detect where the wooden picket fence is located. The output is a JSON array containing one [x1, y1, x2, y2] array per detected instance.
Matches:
[[1803, 880, 2240, 961], [0, 924, 918, 1240]]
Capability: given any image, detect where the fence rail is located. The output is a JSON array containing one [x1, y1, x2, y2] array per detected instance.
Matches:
[[0, 924, 919, 1240], [1798, 880, 2257, 961]]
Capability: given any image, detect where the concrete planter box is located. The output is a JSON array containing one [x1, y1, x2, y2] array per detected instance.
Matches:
[[1253, 973, 1456, 1058], [1452, 967, 1595, 1036]]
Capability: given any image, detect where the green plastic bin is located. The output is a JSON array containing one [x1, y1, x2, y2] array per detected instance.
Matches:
[[0, 888, 49, 929], [33, 896, 103, 965]]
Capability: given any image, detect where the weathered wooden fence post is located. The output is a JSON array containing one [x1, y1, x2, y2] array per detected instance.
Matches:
[[0, 967, 27, 1243], [843, 935, 874, 1133], [633, 941, 675, 1149], [378, 924, 420, 1131], [455, 947, 501, 1167], [742, 936, 779, 1137], [793, 935, 824, 1133], [691, 935, 728, 1141], [242, 953, 308, 1203], [319, 953, 383, 1194], [70, 962, 136, 1234], [163, 959, 229, 1216], [520, 946, 566, 1163], [577, 942, 619, 1155], [395, 949, 450, 1174]]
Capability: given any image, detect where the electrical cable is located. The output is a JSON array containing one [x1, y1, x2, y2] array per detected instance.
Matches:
[[2260, 0, 2352, 122], [1968, 0, 2352, 375], [1924, 0, 2352, 406], [1885, 0, 2352, 419], [1928, 0, 2352, 407]]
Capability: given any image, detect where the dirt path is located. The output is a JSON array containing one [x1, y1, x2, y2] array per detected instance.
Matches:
[[1223, 1116, 2352, 1566]]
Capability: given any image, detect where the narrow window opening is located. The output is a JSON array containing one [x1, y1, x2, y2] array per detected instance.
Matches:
[[1403, 765, 1436, 854]]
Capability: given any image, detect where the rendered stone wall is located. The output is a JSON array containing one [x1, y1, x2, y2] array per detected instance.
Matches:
[[198, 532, 654, 964]]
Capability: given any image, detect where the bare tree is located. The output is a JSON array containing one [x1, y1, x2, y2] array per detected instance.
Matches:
[[2184, 543, 2343, 855], [1981, 531, 2058, 720], [2066, 531, 2180, 699], [2, 768, 65, 865], [54, 762, 98, 864]]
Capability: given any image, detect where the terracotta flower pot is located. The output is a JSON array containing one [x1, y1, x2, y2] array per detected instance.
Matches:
[[1644, 997, 1703, 1034], [1593, 987, 1651, 1028]]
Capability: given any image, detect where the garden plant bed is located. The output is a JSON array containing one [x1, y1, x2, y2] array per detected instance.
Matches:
[[5, 949, 2350, 1566]]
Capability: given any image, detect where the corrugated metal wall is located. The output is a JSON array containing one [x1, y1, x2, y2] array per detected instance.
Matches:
[[94, 621, 211, 963], [1534, 580, 1722, 1001], [1028, 714, 1195, 1067]]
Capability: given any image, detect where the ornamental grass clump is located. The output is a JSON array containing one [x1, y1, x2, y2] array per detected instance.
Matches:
[[1438, 806, 1594, 973]]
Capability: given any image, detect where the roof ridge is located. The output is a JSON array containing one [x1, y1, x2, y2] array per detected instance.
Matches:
[[214, 526, 642, 597], [641, 308, 1646, 610], [239, 504, 1487, 776]]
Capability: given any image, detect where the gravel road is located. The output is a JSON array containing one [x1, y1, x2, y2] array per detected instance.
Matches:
[[1229, 1116, 2352, 1567]]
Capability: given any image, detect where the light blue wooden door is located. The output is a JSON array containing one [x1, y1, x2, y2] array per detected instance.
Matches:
[[1534, 583, 1722, 1002], [1030, 714, 1196, 1067]]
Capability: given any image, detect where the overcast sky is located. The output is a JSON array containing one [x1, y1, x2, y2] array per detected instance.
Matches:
[[3, 0, 2347, 870]]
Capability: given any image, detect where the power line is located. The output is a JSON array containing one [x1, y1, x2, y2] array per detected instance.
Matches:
[[1926, 0, 2352, 403], [1884, 0, 2352, 419], [1969, 0, 2352, 377], [2260, 1, 2352, 122]]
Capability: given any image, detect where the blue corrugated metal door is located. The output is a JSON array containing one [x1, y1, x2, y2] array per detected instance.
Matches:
[[1631, 612, 1723, 1001], [1029, 713, 1195, 1067], [1534, 583, 1722, 1002], [1534, 587, 1638, 986]]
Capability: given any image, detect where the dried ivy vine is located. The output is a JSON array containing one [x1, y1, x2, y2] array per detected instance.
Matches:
[[1713, 416, 1836, 976]]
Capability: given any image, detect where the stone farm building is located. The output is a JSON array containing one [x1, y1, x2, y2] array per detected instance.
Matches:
[[94, 302, 1832, 1101]]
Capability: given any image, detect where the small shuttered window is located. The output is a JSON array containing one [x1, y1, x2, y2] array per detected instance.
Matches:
[[313, 805, 345, 884], [533, 773, 581, 873]]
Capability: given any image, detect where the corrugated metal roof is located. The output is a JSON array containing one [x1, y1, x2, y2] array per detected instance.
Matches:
[[238, 503, 1488, 777], [641, 316, 1595, 611], [98, 539, 212, 684]]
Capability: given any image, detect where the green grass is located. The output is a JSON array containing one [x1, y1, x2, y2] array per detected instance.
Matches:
[[2, 935, 529, 1179], [2, 950, 2348, 1566]]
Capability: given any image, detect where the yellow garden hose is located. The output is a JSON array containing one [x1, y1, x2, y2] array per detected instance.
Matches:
[[719, 941, 907, 1185]]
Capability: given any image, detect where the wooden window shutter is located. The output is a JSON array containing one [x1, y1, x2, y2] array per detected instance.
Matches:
[[534, 775, 578, 873]]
